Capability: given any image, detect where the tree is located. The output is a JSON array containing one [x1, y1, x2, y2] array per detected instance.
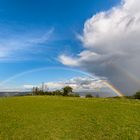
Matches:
[[134, 91, 140, 99], [32, 87, 39, 95], [34, 87, 39, 95], [62, 86, 73, 96], [86, 94, 93, 98], [32, 87, 44, 95]]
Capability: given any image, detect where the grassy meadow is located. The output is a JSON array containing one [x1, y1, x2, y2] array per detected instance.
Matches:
[[0, 96, 139, 140]]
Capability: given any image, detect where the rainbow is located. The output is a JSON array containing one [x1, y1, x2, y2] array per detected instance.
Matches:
[[102, 81, 124, 97], [0, 67, 124, 97]]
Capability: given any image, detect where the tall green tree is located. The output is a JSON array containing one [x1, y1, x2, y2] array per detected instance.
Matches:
[[62, 86, 73, 96]]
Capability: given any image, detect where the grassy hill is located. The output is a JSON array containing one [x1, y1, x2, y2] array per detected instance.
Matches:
[[0, 96, 139, 140]]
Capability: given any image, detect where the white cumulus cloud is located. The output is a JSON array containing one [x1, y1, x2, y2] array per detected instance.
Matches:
[[44, 77, 106, 91], [59, 0, 140, 95]]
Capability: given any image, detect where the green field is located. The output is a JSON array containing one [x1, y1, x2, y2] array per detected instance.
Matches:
[[0, 96, 139, 140]]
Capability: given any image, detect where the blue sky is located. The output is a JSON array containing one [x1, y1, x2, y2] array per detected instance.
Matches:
[[0, 0, 121, 91]]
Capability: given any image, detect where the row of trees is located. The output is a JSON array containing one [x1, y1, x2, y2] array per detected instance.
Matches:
[[126, 91, 140, 99], [31, 85, 140, 99], [32, 86, 80, 97]]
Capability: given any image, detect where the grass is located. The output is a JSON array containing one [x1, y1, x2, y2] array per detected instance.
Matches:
[[0, 96, 139, 140]]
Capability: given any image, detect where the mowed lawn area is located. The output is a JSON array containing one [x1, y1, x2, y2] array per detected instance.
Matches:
[[0, 96, 139, 140]]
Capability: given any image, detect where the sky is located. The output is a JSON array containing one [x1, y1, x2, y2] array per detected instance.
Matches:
[[0, 0, 140, 95]]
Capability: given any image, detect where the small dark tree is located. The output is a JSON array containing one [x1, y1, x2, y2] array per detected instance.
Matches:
[[86, 94, 93, 98], [134, 91, 140, 99], [32, 87, 39, 95], [62, 86, 73, 96]]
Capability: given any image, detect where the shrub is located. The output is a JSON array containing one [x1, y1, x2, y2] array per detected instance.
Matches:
[[134, 91, 140, 99], [86, 94, 93, 98]]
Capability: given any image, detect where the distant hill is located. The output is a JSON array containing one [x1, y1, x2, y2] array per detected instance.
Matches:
[[0, 92, 30, 97]]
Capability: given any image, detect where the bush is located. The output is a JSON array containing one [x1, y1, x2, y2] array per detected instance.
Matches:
[[86, 94, 93, 98], [134, 91, 140, 99]]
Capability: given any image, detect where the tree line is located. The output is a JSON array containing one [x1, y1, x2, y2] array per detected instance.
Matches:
[[31, 85, 140, 99], [125, 91, 140, 99], [32, 86, 80, 97]]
